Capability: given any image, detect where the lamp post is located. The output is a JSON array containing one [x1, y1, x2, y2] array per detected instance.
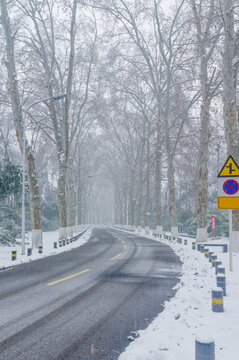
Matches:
[[21, 93, 66, 255]]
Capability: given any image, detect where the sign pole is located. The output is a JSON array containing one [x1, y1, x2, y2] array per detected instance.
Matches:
[[229, 210, 233, 271], [217, 154, 239, 272]]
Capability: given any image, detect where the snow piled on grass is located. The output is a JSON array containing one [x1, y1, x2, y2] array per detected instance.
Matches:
[[0, 227, 92, 270], [119, 232, 239, 360]]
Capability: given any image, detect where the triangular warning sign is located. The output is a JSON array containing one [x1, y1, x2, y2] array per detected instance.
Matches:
[[217, 154, 239, 177]]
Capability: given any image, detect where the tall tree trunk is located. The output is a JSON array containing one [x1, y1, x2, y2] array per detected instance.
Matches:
[[131, 199, 136, 231], [196, 47, 211, 242], [155, 123, 163, 234], [165, 115, 178, 236], [123, 181, 128, 227], [190, 0, 217, 242], [137, 157, 144, 232], [27, 0, 77, 240], [164, 64, 178, 237], [58, 159, 67, 239], [0, 0, 42, 251], [66, 162, 75, 237], [197, 99, 210, 242], [144, 136, 150, 234], [26, 148, 42, 247], [77, 183, 82, 227], [223, 0, 239, 251], [129, 168, 136, 230]]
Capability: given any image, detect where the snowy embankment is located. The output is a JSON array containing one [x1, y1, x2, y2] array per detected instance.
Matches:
[[118, 230, 239, 360], [0, 227, 92, 270]]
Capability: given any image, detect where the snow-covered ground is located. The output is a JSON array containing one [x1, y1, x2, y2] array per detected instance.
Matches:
[[0, 227, 92, 270], [118, 230, 239, 360], [1, 226, 238, 358]]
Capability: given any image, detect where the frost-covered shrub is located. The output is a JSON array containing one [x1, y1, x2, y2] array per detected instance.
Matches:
[[0, 216, 20, 246], [0, 226, 17, 246]]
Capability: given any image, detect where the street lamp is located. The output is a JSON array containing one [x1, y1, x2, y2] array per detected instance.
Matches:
[[21, 93, 66, 255]]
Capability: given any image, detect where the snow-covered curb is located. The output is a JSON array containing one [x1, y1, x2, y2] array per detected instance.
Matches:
[[0, 227, 92, 270], [117, 230, 239, 360]]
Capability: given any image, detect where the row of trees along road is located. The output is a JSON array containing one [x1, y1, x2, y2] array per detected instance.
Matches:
[[0, 0, 238, 248]]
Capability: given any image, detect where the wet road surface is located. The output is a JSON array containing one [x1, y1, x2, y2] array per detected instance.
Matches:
[[0, 228, 181, 359]]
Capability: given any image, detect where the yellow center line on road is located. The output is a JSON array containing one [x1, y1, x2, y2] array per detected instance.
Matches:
[[124, 245, 127, 250], [109, 253, 122, 261], [46, 269, 90, 286]]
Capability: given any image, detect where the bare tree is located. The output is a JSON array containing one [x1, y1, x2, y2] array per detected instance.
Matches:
[[0, 0, 42, 251], [222, 0, 239, 251], [190, 0, 222, 242], [16, 0, 97, 239]]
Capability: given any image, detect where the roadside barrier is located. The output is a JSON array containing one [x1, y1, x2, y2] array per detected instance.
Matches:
[[217, 266, 225, 275], [209, 252, 214, 262], [7, 229, 89, 267], [200, 243, 228, 253], [167, 232, 230, 318], [204, 248, 209, 258], [215, 261, 222, 274], [197, 244, 205, 252], [56, 229, 89, 249], [212, 288, 224, 312], [211, 255, 217, 267], [195, 337, 215, 360], [164, 232, 228, 317], [217, 275, 226, 296]]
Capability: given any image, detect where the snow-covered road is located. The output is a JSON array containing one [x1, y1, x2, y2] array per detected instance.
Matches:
[[1, 227, 238, 359], [118, 231, 239, 360]]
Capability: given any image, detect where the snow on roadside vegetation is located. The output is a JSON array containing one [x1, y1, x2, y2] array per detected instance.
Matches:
[[119, 231, 239, 360], [0, 227, 92, 270]]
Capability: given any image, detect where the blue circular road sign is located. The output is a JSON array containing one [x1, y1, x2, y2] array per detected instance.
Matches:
[[223, 179, 239, 195]]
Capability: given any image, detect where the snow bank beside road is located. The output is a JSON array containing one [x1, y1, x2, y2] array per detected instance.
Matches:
[[119, 232, 239, 360], [0, 227, 92, 270]]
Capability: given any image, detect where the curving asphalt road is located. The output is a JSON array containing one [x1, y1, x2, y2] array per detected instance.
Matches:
[[0, 228, 181, 360]]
